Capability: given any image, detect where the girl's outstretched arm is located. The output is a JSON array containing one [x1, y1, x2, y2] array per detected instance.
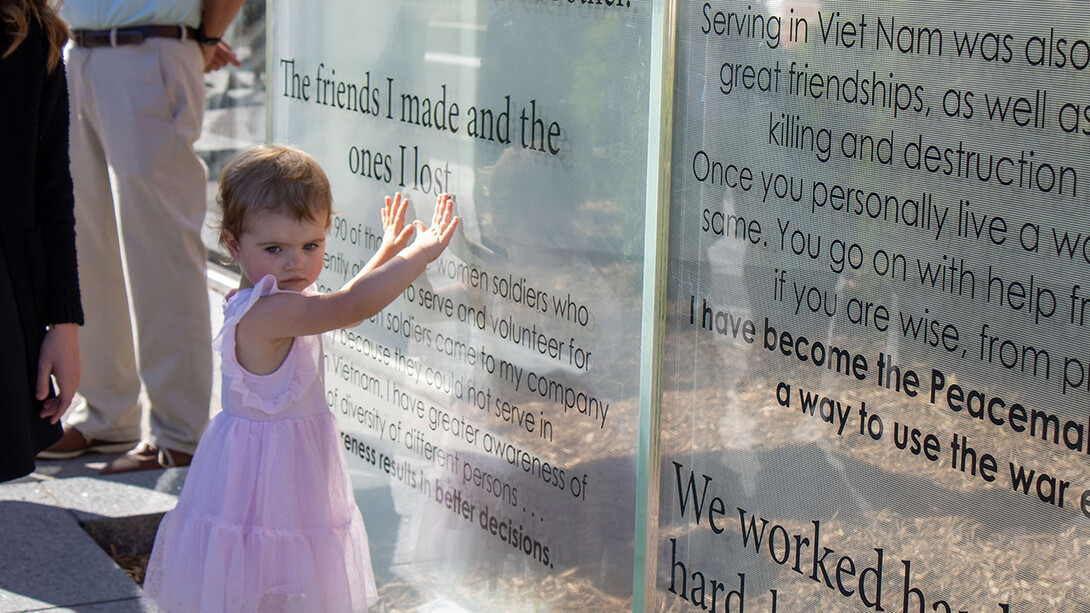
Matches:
[[349, 192, 444, 327], [241, 194, 459, 341]]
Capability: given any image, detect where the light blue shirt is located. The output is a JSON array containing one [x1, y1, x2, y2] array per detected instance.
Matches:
[[61, 0, 202, 30]]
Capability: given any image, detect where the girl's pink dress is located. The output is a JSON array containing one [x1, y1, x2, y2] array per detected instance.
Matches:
[[143, 275, 378, 612]]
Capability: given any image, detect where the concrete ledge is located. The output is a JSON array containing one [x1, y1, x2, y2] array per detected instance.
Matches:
[[30, 598, 152, 612], [0, 483, 143, 613], [39, 469, 186, 524], [0, 469, 186, 613], [40, 469, 187, 558]]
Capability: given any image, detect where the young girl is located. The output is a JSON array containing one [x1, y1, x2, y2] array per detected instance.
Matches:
[[143, 144, 458, 612]]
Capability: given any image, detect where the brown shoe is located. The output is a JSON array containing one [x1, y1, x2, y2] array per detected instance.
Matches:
[[37, 428, 138, 460], [100, 442, 193, 475], [157, 446, 193, 468]]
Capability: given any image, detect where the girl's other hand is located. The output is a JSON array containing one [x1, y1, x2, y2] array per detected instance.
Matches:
[[381, 192, 416, 254]]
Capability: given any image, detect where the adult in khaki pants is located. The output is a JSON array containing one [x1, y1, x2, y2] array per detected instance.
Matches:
[[40, 0, 242, 473]]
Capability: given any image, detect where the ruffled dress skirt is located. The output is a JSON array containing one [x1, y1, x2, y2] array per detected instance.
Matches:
[[143, 276, 377, 612]]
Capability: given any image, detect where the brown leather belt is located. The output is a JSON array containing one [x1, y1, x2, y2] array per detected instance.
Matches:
[[71, 25, 199, 48]]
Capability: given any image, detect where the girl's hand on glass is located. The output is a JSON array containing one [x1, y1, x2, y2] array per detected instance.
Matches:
[[412, 193, 459, 262], [381, 192, 416, 255]]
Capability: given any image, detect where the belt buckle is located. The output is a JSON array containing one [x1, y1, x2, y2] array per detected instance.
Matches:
[[109, 27, 118, 48]]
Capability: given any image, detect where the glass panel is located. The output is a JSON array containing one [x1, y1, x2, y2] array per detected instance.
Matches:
[[270, 2, 657, 609], [198, 2, 268, 255], [660, 1, 1090, 611]]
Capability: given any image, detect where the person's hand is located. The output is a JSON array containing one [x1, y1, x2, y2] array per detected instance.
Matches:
[[381, 193, 416, 256], [412, 193, 459, 262], [201, 40, 241, 73], [36, 323, 80, 424]]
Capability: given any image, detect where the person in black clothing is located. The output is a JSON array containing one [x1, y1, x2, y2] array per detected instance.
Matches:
[[0, 0, 83, 482]]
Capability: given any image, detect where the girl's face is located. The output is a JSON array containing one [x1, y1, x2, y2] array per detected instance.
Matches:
[[226, 210, 327, 292]]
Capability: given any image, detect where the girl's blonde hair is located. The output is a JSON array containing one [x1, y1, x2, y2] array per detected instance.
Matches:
[[1, 0, 68, 72], [217, 145, 334, 253]]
